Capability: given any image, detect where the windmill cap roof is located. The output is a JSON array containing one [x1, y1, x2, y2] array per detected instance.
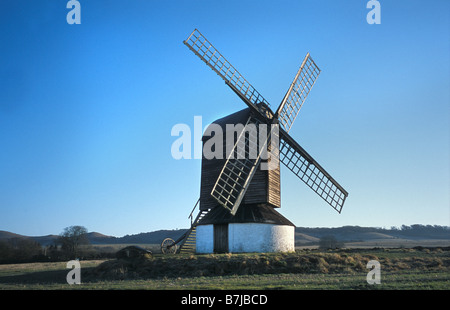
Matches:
[[202, 108, 252, 141]]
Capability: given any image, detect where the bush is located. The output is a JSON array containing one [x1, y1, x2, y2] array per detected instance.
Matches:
[[0, 238, 43, 263], [319, 235, 344, 250]]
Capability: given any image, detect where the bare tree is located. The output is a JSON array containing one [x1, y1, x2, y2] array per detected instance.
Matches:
[[58, 226, 90, 259]]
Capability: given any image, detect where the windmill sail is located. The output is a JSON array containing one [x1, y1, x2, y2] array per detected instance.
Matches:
[[184, 28, 348, 216], [184, 29, 273, 120], [279, 129, 348, 213], [211, 115, 270, 215], [276, 53, 320, 132]]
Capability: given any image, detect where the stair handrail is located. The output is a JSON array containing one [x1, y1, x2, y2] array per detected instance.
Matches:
[[188, 198, 200, 226]]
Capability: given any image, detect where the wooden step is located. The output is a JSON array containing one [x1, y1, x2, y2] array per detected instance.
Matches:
[[180, 227, 197, 253]]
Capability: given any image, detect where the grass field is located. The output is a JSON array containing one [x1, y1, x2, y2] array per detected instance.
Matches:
[[0, 248, 449, 290]]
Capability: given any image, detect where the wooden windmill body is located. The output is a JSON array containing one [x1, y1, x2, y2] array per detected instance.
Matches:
[[197, 108, 293, 253], [168, 29, 349, 254], [200, 108, 280, 211]]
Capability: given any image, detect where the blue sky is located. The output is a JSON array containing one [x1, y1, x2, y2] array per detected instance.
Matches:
[[0, 0, 449, 237]]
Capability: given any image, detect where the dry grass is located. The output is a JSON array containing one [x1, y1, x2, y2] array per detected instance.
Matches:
[[85, 248, 450, 281], [1, 248, 448, 289]]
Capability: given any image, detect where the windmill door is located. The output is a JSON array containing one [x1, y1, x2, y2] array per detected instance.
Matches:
[[214, 224, 228, 253]]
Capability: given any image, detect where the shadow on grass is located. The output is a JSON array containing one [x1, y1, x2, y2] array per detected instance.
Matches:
[[0, 268, 97, 285]]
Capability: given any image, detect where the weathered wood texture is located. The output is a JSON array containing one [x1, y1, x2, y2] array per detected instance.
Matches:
[[200, 108, 281, 211], [213, 224, 229, 253]]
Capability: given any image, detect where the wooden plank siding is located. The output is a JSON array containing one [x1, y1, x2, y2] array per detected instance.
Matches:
[[213, 224, 229, 253], [200, 108, 281, 211]]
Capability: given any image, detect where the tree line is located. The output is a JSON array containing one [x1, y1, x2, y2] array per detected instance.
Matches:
[[0, 226, 113, 264]]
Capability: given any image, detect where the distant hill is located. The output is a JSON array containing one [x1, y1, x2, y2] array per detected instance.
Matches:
[[0, 231, 115, 246], [116, 230, 188, 244], [294, 225, 450, 247], [28, 234, 60, 246], [0, 231, 25, 240], [0, 230, 189, 246], [294, 225, 450, 241], [1, 225, 449, 247]]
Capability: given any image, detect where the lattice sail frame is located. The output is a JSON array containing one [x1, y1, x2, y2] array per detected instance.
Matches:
[[277, 53, 321, 132], [184, 28, 348, 215], [279, 130, 348, 213], [184, 29, 272, 119], [210, 115, 271, 215]]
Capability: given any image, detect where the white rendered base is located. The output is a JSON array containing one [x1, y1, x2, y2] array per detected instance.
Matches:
[[196, 223, 294, 253]]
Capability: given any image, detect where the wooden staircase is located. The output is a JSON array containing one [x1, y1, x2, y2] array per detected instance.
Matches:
[[179, 227, 197, 254], [178, 207, 209, 254]]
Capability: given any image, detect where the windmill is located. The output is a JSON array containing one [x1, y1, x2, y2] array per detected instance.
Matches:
[[161, 29, 348, 254]]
